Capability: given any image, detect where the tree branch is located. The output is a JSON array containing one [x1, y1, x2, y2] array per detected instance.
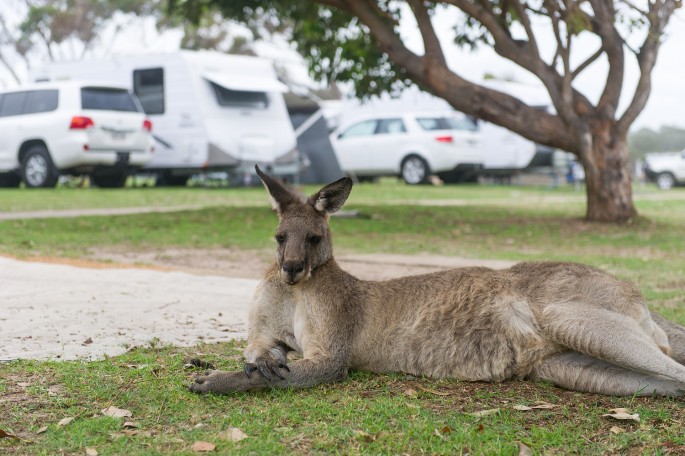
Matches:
[[571, 46, 603, 80], [588, 0, 624, 117], [618, 0, 679, 133], [407, 0, 446, 66], [548, 1, 576, 123], [511, 0, 540, 58]]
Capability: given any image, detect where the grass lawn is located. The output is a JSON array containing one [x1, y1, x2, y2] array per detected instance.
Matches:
[[2, 181, 685, 454]]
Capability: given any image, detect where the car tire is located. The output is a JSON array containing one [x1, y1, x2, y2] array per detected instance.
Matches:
[[0, 172, 21, 188], [21, 145, 59, 188], [656, 172, 676, 190], [401, 155, 430, 185], [91, 172, 128, 188]]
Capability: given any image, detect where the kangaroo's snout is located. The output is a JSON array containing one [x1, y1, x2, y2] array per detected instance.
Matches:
[[281, 260, 306, 285]]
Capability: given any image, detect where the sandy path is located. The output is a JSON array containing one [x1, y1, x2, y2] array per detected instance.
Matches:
[[0, 252, 514, 361]]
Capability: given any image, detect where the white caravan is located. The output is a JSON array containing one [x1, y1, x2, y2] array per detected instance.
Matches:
[[32, 51, 297, 185]]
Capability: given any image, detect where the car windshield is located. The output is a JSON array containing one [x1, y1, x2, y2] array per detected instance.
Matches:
[[81, 87, 139, 112]]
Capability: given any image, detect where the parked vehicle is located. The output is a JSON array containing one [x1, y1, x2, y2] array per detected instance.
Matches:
[[0, 81, 154, 188], [644, 150, 685, 189], [33, 51, 298, 186], [329, 111, 483, 184]]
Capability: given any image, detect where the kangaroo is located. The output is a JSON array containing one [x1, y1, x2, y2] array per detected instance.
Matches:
[[189, 166, 685, 396]]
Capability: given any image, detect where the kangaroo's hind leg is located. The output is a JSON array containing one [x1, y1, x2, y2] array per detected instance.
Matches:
[[531, 351, 685, 397], [541, 305, 685, 383], [651, 311, 685, 365]]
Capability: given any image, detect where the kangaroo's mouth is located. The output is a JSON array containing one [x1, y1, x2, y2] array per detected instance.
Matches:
[[280, 267, 308, 285]]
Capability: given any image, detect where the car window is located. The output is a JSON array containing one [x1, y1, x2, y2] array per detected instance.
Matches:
[[0, 91, 27, 117], [210, 82, 269, 109], [340, 120, 378, 139], [133, 68, 165, 114], [376, 118, 406, 134], [417, 116, 478, 132], [24, 90, 59, 114], [81, 87, 139, 112], [416, 117, 445, 131], [445, 116, 478, 132]]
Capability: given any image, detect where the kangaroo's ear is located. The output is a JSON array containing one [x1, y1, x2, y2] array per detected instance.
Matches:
[[255, 165, 298, 213], [308, 176, 353, 215]]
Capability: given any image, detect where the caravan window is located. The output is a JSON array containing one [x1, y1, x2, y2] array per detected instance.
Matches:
[[133, 68, 165, 114], [210, 82, 269, 109]]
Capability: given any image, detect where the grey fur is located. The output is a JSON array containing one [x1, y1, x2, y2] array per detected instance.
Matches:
[[189, 168, 685, 397]]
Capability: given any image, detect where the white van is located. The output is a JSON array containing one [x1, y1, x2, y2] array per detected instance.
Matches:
[[32, 51, 298, 186], [0, 81, 154, 188]]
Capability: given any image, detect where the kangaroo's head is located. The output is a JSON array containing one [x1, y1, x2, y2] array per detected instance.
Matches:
[[256, 166, 353, 285]]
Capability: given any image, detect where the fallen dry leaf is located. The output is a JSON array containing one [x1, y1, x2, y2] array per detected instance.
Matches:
[[101, 406, 133, 418], [416, 385, 451, 396], [0, 429, 18, 440], [513, 405, 533, 411], [531, 401, 559, 409], [403, 388, 418, 398], [440, 425, 452, 434], [85, 448, 98, 456], [218, 427, 248, 442], [608, 408, 630, 414], [603, 412, 640, 422], [610, 426, 624, 435], [122, 422, 139, 429], [16, 382, 30, 388], [518, 442, 534, 456], [36, 426, 48, 435], [192, 441, 216, 452], [83, 337, 93, 345], [57, 417, 74, 427], [469, 408, 500, 417]]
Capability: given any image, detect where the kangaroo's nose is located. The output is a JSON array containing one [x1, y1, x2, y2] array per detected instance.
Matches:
[[283, 261, 304, 276]]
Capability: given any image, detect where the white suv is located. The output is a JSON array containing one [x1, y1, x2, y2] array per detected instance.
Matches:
[[644, 150, 685, 190], [0, 81, 154, 188], [330, 111, 483, 184]]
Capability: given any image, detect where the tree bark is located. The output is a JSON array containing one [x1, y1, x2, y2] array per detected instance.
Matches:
[[580, 121, 636, 223]]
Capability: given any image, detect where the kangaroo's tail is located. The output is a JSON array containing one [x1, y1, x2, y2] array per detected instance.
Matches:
[[651, 311, 685, 365]]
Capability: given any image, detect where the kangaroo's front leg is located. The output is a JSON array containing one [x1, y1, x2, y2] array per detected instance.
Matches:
[[243, 341, 291, 380], [189, 358, 348, 394]]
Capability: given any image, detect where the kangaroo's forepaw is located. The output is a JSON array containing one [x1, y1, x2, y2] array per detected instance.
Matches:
[[244, 357, 290, 381], [189, 370, 228, 394]]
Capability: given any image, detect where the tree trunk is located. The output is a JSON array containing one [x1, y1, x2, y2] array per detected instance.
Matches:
[[580, 122, 637, 223]]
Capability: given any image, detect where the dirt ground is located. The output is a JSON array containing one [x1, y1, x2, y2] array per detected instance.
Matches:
[[86, 246, 515, 281], [0, 248, 514, 362]]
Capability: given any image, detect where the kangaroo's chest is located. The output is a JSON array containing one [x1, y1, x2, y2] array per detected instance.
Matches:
[[283, 288, 319, 356]]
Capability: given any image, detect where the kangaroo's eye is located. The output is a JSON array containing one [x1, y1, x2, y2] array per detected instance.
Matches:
[[275, 234, 286, 244], [309, 235, 322, 246]]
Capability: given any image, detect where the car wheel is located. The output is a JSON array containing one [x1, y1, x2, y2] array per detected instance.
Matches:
[[656, 172, 676, 190], [21, 145, 59, 188], [0, 172, 21, 188], [401, 155, 430, 185], [91, 172, 128, 188]]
